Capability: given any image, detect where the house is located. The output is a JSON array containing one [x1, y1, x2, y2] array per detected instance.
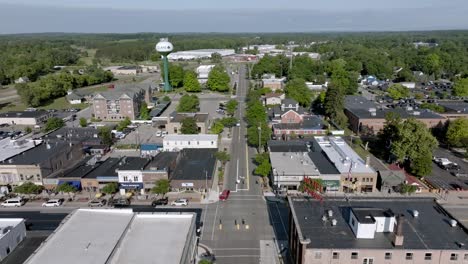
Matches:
[[24, 210, 197, 264], [437, 101, 468, 120], [262, 74, 286, 91], [163, 112, 210, 134], [14, 77, 29, 84], [66, 90, 91, 105], [263, 93, 285, 106], [305, 81, 328, 91], [106, 66, 142, 75], [269, 98, 304, 123], [92, 83, 151, 120], [377, 170, 406, 193], [163, 134, 218, 151], [0, 111, 53, 126], [399, 82, 416, 89], [288, 197, 468, 264], [170, 149, 217, 192], [196, 65, 215, 84], [344, 96, 446, 134], [0, 218, 26, 261]]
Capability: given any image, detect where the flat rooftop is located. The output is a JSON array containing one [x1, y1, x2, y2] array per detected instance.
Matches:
[[268, 140, 309, 153], [0, 111, 49, 119], [0, 138, 41, 162], [2, 141, 73, 165], [109, 213, 195, 264], [172, 149, 216, 181], [164, 134, 218, 142], [0, 218, 24, 239], [290, 197, 468, 250], [25, 209, 196, 264], [270, 151, 320, 176], [315, 136, 374, 174], [83, 157, 150, 179]]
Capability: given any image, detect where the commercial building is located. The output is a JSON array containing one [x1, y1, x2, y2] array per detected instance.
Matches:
[[437, 101, 468, 120], [0, 141, 83, 187], [25, 209, 197, 264], [0, 218, 26, 261], [105, 65, 142, 75], [92, 83, 151, 120], [288, 197, 468, 264], [164, 112, 210, 134], [163, 134, 218, 151], [196, 65, 215, 84], [141, 152, 178, 193], [170, 149, 217, 192], [0, 111, 52, 126], [0, 138, 42, 163], [262, 74, 286, 91], [269, 137, 376, 193], [168, 49, 235, 60], [344, 96, 446, 134]]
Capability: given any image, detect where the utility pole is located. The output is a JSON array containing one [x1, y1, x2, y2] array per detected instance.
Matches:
[[258, 125, 262, 153], [205, 170, 208, 193]]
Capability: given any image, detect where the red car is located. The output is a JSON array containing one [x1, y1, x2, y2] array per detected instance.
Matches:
[[219, 189, 230, 201]]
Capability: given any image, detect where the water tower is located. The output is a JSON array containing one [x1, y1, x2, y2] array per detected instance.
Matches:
[[156, 38, 174, 92]]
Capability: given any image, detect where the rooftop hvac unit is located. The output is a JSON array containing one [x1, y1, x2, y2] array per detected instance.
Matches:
[[413, 111, 421, 116], [412, 210, 419, 218], [331, 219, 337, 226], [450, 219, 458, 227]]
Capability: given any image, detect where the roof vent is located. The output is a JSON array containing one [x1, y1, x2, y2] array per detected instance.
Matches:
[[322, 215, 327, 222], [331, 219, 337, 226], [450, 219, 458, 227], [412, 210, 419, 218], [328, 209, 333, 217]]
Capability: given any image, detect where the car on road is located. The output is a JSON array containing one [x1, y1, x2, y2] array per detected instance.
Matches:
[[109, 198, 131, 208], [151, 197, 168, 207], [219, 189, 230, 201], [199, 252, 216, 263], [442, 163, 461, 171], [88, 198, 107, 207], [236, 122, 240, 127], [42, 198, 64, 207], [1, 197, 25, 207], [171, 198, 188, 206], [156, 130, 162, 137], [161, 131, 168, 137]]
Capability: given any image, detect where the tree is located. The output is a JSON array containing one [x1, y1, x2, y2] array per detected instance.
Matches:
[[98, 126, 113, 146], [79, 117, 87, 127], [206, 66, 230, 92], [177, 94, 199, 112], [323, 84, 348, 128], [246, 101, 267, 126], [151, 179, 170, 197], [400, 183, 417, 194], [423, 53, 441, 77], [162, 96, 171, 102], [446, 118, 468, 148], [24, 126, 32, 134], [387, 84, 410, 100], [254, 153, 271, 177], [210, 120, 224, 134], [101, 182, 118, 194], [220, 117, 238, 128], [215, 151, 230, 165], [199, 260, 212, 264], [55, 183, 77, 193], [225, 99, 238, 116], [168, 65, 184, 88], [180, 117, 199, 134], [14, 182, 44, 194], [139, 101, 150, 120], [183, 70, 201, 92], [453, 78, 468, 97], [284, 78, 312, 107], [211, 52, 223, 63], [116, 117, 131, 131], [44, 117, 64, 132], [247, 122, 271, 148]]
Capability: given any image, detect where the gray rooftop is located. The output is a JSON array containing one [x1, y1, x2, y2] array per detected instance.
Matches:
[[0, 110, 49, 119], [144, 152, 178, 171], [172, 149, 216, 181], [438, 101, 468, 114], [170, 112, 209, 123], [84, 157, 150, 178], [268, 140, 309, 152], [379, 170, 406, 186], [270, 151, 320, 177], [0, 138, 41, 162], [290, 197, 468, 250], [2, 141, 75, 165], [94, 83, 149, 100], [308, 139, 341, 175], [25, 209, 196, 264]]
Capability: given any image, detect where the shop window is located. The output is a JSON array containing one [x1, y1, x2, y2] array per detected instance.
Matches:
[[351, 252, 358, 259]]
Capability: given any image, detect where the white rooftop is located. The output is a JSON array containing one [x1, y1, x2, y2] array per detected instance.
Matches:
[[0, 138, 42, 162], [25, 209, 196, 264], [0, 218, 24, 239], [270, 151, 320, 176], [315, 136, 374, 174], [164, 134, 218, 141], [109, 214, 195, 264]]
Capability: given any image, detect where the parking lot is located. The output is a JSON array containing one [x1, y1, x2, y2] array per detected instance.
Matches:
[[161, 92, 231, 120], [117, 124, 163, 145], [426, 147, 468, 191]]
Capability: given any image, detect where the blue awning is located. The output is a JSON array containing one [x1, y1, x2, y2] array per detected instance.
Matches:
[[57, 180, 81, 190]]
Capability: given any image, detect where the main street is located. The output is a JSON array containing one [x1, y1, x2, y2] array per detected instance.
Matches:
[[200, 65, 289, 264]]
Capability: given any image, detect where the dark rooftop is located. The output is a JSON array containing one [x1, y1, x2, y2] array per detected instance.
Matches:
[[45, 127, 100, 143], [0, 111, 50, 118], [55, 157, 100, 179], [290, 197, 468, 250], [351, 207, 394, 224], [145, 152, 178, 171], [438, 101, 468, 114], [84, 157, 150, 178], [268, 140, 308, 153], [307, 139, 340, 175], [170, 112, 209, 123], [3, 141, 75, 165], [171, 149, 216, 181]]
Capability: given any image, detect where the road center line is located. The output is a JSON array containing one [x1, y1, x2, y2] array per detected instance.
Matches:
[[200, 203, 208, 240], [211, 202, 220, 241]]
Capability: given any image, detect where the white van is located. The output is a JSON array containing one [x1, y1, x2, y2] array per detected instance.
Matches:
[[1, 197, 25, 207]]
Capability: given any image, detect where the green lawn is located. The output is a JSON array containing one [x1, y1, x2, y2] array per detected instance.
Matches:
[[38, 97, 87, 110]]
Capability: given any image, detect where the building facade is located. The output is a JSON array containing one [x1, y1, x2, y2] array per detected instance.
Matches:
[[163, 134, 218, 151], [0, 218, 26, 261]]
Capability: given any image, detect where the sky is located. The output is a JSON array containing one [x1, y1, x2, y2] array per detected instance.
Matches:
[[0, 0, 467, 33]]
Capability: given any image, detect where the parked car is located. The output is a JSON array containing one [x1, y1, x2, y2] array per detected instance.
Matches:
[[156, 130, 162, 137], [88, 198, 107, 207], [171, 198, 188, 206], [442, 163, 461, 171], [1, 197, 25, 207], [199, 252, 216, 263], [162, 131, 168, 137], [42, 198, 64, 207], [110, 198, 131, 208], [151, 197, 169, 207], [219, 189, 230, 201]]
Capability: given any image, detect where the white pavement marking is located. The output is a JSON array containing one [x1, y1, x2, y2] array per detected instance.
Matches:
[[275, 202, 288, 239], [214, 248, 260, 251], [215, 255, 260, 258], [226, 198, 259, 201], [211, 202, 220, 240], [200, 203, 208, 240]]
